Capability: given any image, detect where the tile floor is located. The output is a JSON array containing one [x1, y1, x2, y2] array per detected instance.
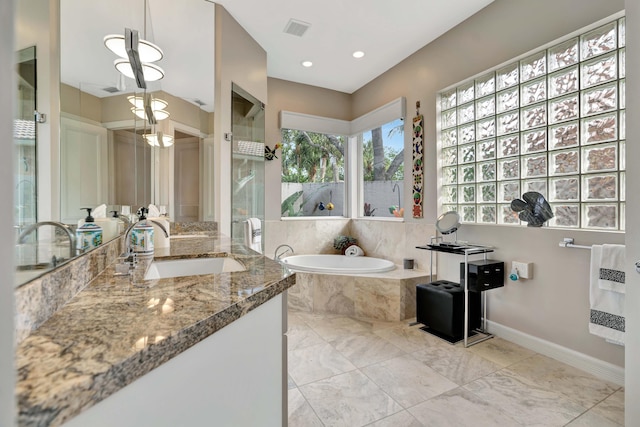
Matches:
[[287, 309, 625, 427]]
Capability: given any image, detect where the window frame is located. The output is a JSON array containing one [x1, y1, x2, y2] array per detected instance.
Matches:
[[436, 13, 626, 231], [279, 98, 406, 221]]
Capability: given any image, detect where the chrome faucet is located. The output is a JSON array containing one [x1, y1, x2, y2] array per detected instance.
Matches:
[[17, 221, 75, 259], [122, 219, 169, 256], [274, 244, 294, 261], [116, 219, 169, 275], [111, 210, 131, 228]]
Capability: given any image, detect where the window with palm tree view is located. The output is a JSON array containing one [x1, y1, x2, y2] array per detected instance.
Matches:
[[281, 129, 346, 217], [361, 118, 404, 218], [280, 117, 404, 218]]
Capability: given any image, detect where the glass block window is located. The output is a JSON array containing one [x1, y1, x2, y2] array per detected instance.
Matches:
[[438, 17, 625, 230]]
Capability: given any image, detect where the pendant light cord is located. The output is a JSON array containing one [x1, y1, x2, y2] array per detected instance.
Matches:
[[143, 0, 147, 40]]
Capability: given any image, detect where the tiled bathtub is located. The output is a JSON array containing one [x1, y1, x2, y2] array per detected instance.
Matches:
[[287, 267, 429, 322]]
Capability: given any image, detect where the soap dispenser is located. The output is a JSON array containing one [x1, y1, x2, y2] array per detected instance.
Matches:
[[130, 207, 155, 255], [76, 207, 103, 253], [110, 210, 126, 235]]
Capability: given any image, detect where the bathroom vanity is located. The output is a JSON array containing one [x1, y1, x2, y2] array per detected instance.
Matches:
[[15, 233, 294, 427]]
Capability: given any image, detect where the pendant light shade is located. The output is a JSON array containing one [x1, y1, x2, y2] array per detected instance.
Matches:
[[128, 95, 170, 121], [127, 95, 167, 111], [144, 132, 174, 148], [131, 107, 170, 121], [104, 34, 163, 63], [114, 59, 164, 82]]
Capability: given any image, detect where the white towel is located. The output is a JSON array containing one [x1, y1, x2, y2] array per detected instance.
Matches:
[[598, 244, 625, 294], [243, 218, 262, 253], [589, 245, 625, 345], [344, 245, 364, 257]]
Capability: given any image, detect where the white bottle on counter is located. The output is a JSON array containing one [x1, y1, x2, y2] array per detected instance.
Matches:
[[76, 208, 103, 253]]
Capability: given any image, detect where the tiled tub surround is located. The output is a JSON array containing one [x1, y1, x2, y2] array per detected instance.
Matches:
[[267, 219, 435, 321], [265, 219, 437, 268], [289, 269, 428, 321], [15, 232, 295, 427]]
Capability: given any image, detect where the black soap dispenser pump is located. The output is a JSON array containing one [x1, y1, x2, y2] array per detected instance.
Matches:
[[76, 208, 103, 253], [110, 210, 126, 235]]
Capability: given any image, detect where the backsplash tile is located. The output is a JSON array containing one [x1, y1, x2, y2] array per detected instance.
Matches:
[[14, 236, 124, 343]]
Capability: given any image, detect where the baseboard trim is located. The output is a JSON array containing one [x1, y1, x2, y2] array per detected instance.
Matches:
[[486, 320, 624, 386]]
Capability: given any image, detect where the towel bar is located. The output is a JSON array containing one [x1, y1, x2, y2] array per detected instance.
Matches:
[[559, 237, 591, 250]]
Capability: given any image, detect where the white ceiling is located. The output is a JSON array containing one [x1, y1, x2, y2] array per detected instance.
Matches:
[[215, 0, 494, 94], [60, 0, 494, 112]]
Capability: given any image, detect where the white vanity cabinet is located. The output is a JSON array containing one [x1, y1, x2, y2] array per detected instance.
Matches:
[[63, 293, 287, 427]]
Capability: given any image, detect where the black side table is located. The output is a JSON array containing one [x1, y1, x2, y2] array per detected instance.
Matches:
[[416, 244, 504, 347]]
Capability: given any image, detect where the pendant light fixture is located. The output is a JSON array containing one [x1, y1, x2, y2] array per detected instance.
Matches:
[[115, 58, 164, 82], [128, 95, 170, 121], [104, 34, 163, 63], [104, 0, 164, 89], [144, 131, 174, 148]]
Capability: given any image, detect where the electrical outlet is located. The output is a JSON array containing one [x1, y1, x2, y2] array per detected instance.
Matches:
[[512, 261, 533, 279]]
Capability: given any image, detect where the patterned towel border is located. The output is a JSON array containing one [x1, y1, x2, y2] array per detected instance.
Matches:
[[590, 309, 625, 332], [599, 268, 625, 284]]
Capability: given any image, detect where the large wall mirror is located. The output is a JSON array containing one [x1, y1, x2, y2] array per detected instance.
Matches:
[[14, 0, 216, 286]]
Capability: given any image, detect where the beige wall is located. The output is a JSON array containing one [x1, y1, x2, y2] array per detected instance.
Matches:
[[265, 78, 352, 220], [214, 4, 267, 234], [60, 83, 102, 122], [348, 0, 625, 366], [61, 85, 213, 134]]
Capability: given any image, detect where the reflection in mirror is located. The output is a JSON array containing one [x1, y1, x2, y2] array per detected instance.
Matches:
[[59, 0, 215, 225], [14, 46, 49, 285], [14, 0, 216, 287], [231, 84, 265, 250], [15, 47, 37, 230], [436, 211, 461, 235]]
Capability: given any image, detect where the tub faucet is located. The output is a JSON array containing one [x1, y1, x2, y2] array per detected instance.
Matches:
[[17, 221, 75, 260], [274, 244, 294, 261], [392, 182, 401, 209]]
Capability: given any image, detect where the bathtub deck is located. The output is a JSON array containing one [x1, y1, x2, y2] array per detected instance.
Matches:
[[288, 268, 430, 321]]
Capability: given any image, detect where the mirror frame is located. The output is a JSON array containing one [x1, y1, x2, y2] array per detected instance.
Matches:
[[435, 211, 461, 235]]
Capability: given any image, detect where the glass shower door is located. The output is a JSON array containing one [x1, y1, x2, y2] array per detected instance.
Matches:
[[231, 84, 265, 252], [15, 46, 37, 233]]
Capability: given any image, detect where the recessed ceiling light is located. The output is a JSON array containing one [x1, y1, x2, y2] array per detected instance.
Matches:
[[301, 61, 313, 68], [352, 51, 365, 59]]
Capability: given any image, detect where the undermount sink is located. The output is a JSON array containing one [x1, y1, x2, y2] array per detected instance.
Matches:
[[144, 257, 246, 280]]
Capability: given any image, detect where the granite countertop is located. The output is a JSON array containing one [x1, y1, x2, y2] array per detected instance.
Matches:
[[15, 234, 296, 427]]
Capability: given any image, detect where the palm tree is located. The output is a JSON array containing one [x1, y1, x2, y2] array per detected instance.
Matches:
[[281, 130, 345, 183], [366, 121, 404, 181]]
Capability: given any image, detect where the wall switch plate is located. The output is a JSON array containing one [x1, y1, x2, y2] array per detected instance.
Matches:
[[512, 261, 533, 279]]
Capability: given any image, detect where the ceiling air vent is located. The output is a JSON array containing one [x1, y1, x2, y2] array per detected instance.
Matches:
[[283, 19, 311, 37], [102, 86, 120, 93]]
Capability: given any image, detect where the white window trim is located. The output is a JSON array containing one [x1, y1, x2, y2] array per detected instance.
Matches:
[[280, 97, 406, 220]]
